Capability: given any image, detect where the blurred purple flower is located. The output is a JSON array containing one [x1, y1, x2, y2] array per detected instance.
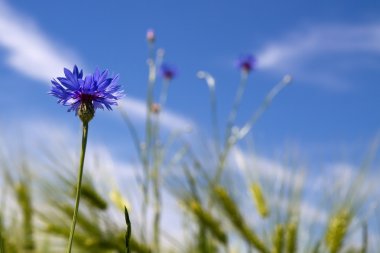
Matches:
[[159, 63, 177, 81], [236, 54, 256, 73], [50, 65, 124, 115]]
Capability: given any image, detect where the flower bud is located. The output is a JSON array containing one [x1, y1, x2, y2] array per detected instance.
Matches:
[[237, 54, 256, 73], [78, 102, 95, 123], [146, 29, 155, 43], [150, 103, 161, 114]]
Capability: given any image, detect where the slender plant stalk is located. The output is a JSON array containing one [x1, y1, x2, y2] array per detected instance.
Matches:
[[151, 109, 164, 253], [0, 174, 7, 253], [153, 167, 161, 253], [0, 216, 4, 253], [213, 75, 291, 186], [120, 109, 143, 161], [159, 79, 170, 110], [152, 114, 163, 252], [198, 71, 220, 154], [223, 71, 248, 152], [361, 222, 368, 253], [141, 58, 155, 242], [152, 156, 162, 253], [125, 207, 132, 253], [0, 237, 3, 253], [150, 72, 172, 252], [141, 47, 163, 242], [209, 81, 220, 154], [16, 181, 35, 250], [237, 75, 292, 141], [66, 122, 89, 253], [211, 72, 246, 185]]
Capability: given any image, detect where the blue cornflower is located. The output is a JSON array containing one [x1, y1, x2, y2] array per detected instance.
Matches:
[[50, 65, 124, 123], [159, 63, 177, 81], [236, 54, 256, 73]]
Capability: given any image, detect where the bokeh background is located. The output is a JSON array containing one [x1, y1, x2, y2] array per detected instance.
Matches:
[[0, 0, 380, 252]]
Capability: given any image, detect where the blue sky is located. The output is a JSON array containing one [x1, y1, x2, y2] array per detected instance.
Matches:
[[1, 0, 379, 164], [1, 0, 380, 248]]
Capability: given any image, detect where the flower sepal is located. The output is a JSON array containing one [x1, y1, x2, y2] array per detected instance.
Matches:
[[78, 102, 95, 124]]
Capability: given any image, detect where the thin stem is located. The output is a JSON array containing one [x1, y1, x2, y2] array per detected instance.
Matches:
[[120, 108, 143, 161], [152, 113, 163, 253], [210, 84, 220, 154], [225, 71, 248, 144], [159, 79, 170, 110], [213, 75, 292, 188], [212, 146, 230, 189], [237, 75, 292, 141], [0, 215, 4, 253], [150, 73, 171, 253], [153, 166, 161, 253], [141, 56, 156, 241], [199, 71, 220, 154], [66, 122, 89, 253], [212, 72, 248, 185], [142, 50, 165, 242], [361, 222, 368, 253]]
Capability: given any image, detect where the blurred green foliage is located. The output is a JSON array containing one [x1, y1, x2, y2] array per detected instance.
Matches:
[[0, 34, 378, 253]]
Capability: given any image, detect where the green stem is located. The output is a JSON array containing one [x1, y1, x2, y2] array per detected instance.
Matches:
[[152, 114, 163, 253], [210, 84, 220, 154], [211, 72, 248, 186], [197, 71, 220, 153], [159, 79, 170, 110], [66, 122, 89, 253], [153, 168, 161, 253], [212, 75, 291, 203], [225, 71, 248, 144], [0, 217, 4, 253], [141, 57, 155, 242]]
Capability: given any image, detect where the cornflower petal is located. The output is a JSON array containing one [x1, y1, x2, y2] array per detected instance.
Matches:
[[64, 68, 80, 88], [49, 66, 124, 117]]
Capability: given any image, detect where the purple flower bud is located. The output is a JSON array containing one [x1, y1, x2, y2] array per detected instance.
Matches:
[[159, 63, 177, 81], [237, 54, 256, 73]]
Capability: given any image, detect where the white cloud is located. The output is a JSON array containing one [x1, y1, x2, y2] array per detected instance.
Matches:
[[0, 0, 195, 132], [232, 147, 304, 190], [258, 23, 380, 69], [120, 97, 195, 131], [257, 23, 380, 91], [0, 0, 79, 82]]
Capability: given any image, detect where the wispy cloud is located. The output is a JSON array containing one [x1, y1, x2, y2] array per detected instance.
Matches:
[[120, 97, 195, 131], [0, 0, 195, 131], [232, 147, 304, 189], [257, 23, 380, 91], [0, 0, 79, 82]]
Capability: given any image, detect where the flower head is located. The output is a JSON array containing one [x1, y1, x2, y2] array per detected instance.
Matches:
[[50, 65, 124, 123], [146, 29, 156, 43], [236, 54, 256, 73], [150, 103, 161, 114], [159, 63, 177, 81]]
